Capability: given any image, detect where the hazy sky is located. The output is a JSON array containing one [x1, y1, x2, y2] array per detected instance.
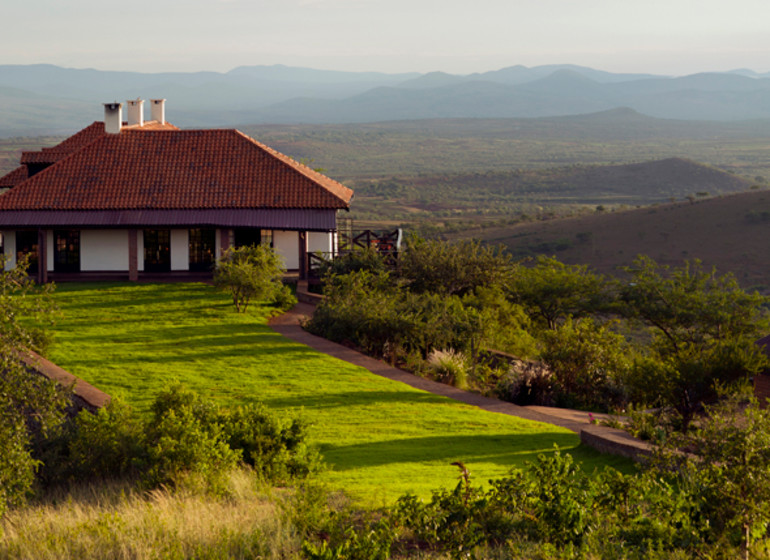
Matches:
[[3, 0, 769, 76]]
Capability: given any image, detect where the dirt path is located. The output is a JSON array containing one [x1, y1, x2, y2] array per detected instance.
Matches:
[[270, 302, 608, 433]]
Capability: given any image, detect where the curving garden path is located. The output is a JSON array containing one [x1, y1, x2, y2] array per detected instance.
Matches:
[[271, 301, 600, 433], [270, 294, 654, 462]]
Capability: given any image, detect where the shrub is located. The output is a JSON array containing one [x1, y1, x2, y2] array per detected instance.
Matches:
[[214, 245, 287, 312], [218, 404, 322, 483], [399, 236, 515, 296], [318, 246, 387, 277], [540, 318, 630, 411], [64, 399, 145, 481], [495, 360, 556, 406], [41, 385, 319, 494], [426, 349, 468, 389], [143, 385, 239, 492]]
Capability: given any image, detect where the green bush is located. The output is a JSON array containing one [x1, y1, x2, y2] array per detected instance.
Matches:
[[40, 385, 319, 494], [65, 399, 145, 481], [218, 404, 322, 483], [214, 245, 287, 312], [540, 318, 630, 411], [426, 349, 468, 389], [143, 385, 239, 491]]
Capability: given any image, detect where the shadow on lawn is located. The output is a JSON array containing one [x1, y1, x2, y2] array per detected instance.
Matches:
[[264, 390, 451, 409], [322, 432, 580, 470]]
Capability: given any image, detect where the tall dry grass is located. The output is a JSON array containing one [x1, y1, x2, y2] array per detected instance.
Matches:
[[0, 470, 302, 559]]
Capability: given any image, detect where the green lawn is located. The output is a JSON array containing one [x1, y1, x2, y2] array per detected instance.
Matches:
[[45, 282, 631, 503]]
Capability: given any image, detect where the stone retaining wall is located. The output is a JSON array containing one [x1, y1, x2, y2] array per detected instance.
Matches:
[[580, 424, 654, 463], [20, 350, 110, 413]]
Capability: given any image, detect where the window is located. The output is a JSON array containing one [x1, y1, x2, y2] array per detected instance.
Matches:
[[15, 230, 38, 275], [189, 228, 216, 272], [143, 229, 171, 273], [54, 230, 80, 273]]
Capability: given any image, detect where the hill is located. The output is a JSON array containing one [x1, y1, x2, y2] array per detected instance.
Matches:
[[347, 157, 756, 224], [465, 188, 770, 291], [3, 64, 770, 134]]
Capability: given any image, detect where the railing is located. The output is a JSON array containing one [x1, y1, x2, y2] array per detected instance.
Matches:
[[306, 228, 403, 281]]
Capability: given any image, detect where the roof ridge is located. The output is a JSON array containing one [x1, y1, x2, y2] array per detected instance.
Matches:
[[233, 129, 353, 206]]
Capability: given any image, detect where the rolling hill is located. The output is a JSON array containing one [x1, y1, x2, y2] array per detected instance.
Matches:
[[466, 188, 770, 291], [3, 64, 770, 135]]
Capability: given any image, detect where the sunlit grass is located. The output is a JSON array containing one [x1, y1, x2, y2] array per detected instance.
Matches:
[[0, 472, 298, 559], [46, 282, 631, 503]]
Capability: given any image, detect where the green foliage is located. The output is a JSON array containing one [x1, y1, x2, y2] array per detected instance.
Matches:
[[318, 246, 387, 277], [64, 399, 145, 480], [620, 256, 770, 427], [508, 255, 609, 330], [214, 245, 287, 312], [620, 256, 768, 350], [540, 318, 630, 411], [0, 414, 37, 518], [651, 393, 770, 558], [0, 256, 66, 517], [143, 384, 239, 491], [218, 404, 322, 483], [426, 349, 468, 389], [46, 385, 320, 493], [399, 236, 514, 296]]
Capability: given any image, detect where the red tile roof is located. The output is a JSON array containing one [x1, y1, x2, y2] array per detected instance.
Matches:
[[0, 128, 352, 211], [19, 120, 179, 165], [0, 165, 28, 189]]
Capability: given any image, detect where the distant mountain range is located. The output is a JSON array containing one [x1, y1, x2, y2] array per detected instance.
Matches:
[[1, 64, 770, 136]]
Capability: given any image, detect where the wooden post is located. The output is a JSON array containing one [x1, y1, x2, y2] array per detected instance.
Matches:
[[37, 229, 48, 284], [298, 230, 308, 280], [128, 229, 138, 282]]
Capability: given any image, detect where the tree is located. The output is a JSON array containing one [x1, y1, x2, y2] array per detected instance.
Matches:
[[651, 392, 770, 559], [619, 256, 768, 352], [508, 255, 609, 330], [0, 256, 66, 516], [619, 256, 769, 427], [540, 318, 631, 410], [398, 236, 515, 296], [213, 245, 287, 313]]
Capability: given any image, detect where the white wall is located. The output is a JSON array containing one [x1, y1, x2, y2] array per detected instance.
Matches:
[[46, 230, 54, 272], [81, 229, 129, 271], [308, 231, 333, 254], [272, 230, 299, 269], [137, 230, 144, 272], [170, 229, 188, 271], [1, 230, 15, 270]]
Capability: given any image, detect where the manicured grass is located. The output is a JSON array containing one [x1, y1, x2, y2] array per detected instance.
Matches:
[[45, 282, 632, 503]]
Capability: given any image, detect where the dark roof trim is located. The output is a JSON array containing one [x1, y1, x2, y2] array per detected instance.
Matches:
[[0, 209, 339, 231]]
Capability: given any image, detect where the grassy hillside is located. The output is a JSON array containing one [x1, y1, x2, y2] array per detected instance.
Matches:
[[44, 283, 626, 504], [242, 112, 770, 181], [347, 157, 753, 225], [461, 188, 770, 291]]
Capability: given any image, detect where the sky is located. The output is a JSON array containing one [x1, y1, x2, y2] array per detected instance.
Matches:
[[3, 0, 769, 76]]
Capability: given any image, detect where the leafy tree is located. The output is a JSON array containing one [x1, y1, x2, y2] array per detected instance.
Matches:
[[620, 256, 768, 351], [0, 256, 66, 517], [214, 245, 288, 313], [398, 236, 515, 296], [651, 392, 770, 559], [508, 255, 609, 330], [318, 246, 387, 277], [620, 257, 769, 427], [540, 318, 631, 410]]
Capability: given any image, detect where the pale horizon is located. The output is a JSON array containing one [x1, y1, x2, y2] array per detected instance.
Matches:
[[3, 0, 769, 78]]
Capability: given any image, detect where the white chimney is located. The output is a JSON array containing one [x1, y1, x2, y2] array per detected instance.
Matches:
[[126, 98, 144, 127], [103, 102, 123, 134], [150, 98, 166, 124]]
